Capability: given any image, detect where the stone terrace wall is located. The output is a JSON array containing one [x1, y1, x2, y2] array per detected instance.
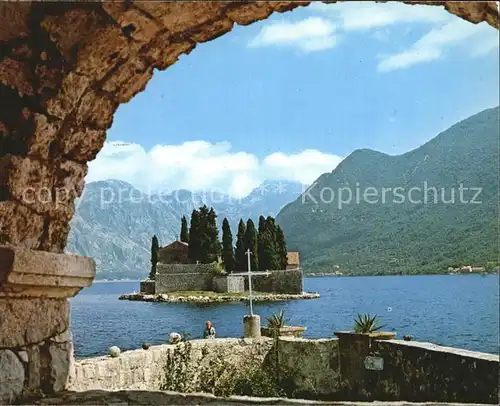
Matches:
[[372, 340, 499, 403], [248, 269, 303, 294], [155, 263, 218, 293], [68, 338, 274, 393], [336, 334, 499, 404], [67, 337, 498, 403]]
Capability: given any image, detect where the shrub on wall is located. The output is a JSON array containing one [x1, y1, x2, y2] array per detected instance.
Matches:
[[158, 339, 297, 398]]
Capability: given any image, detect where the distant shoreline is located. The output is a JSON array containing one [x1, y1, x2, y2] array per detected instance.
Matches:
[[93, 272, 497, 282]]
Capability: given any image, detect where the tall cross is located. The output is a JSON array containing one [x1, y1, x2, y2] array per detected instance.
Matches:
[[233, 249, 270, 316]]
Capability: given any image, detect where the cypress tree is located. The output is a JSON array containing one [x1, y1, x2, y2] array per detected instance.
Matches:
[[257, 215, 266, 271], [258, 215, 266, 234], [149, 235, 159, 280], [180, 215, 189, 243], [234, 219, 246, 272], [205, 207, 221, 263], [276, 225, 288, 269], [258, 216, 280, 270], [222, 217, 235, 273], [188, 209, 200, 263], [244, 219, 259, 272], [196, 205, 220, 264]]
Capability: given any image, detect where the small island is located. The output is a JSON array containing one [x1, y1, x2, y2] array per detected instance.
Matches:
[[120, 205, 319, 303]]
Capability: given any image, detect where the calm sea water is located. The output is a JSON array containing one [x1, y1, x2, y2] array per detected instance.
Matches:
[[70, 275, 499, 358]]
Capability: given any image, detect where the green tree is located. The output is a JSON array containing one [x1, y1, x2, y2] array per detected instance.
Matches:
[[234, 219, 247, 272], [180, 215, 189, 243], [276, 225, 288, 270], [245, 219, 259, 272], [259, 217, 280, 270], [196, 205, 220, 264], [188, 209, 200, 263], [149, 235, 159, 280], [257, 215, 266, 271], [222, 217, 235, 273]]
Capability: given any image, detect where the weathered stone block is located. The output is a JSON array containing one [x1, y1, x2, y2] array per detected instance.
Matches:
[[0, 57, 34, 96], [41, 9, 102, 57], [143, 36, 195, 70], [189, 17, 235, 43], [0, 298, 69, 348], [0, 201, 45, 249], [135, 2, 226, 34], [102, 58, 153, 104], [226, 2, 274, 26], [58, 126, 106, 162], [0, 245, 95, 300], [44, 71, 91, 119], [2, 155, 86, 223], [75, 90, 117, 129], [49, 340, 73, 392], [0, 3, 31, 42], [103, 5, 163, 44], [26, 114, 63, 160], [75, 25, 130, 81], [0, 349, 24, 403]]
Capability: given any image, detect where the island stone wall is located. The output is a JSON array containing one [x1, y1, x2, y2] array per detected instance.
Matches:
[[247, 269, 303, 294], [212, 276, 245, 293], [146, 265, 304, 295], [155, 263, 218, 293], [66, 337, 498, 404]]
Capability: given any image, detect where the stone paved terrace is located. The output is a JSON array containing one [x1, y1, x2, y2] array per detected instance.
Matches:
[[27, 390, 497, 406]]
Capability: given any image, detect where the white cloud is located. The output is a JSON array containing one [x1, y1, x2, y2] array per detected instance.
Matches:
[[249, 17, 337, 52], [310, 2, 450, 31], [86, 141, 343, 198], [378, 19, 499, 72], [251, 2, 497, 71]]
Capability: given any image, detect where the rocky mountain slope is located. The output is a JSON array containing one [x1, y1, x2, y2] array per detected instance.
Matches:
[[276, 106, 499, 275], [66, 180, 304, 280]]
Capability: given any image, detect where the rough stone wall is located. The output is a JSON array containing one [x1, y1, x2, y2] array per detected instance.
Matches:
[[155, 263, 219, 293], [0, 298, 73, 404], [248, 269, 303, 294], [213, 276, 245, 293], [64, 337, 498, 403], [139, 280, 155, 294], [0, 1, 498, 255], [336, 335, 499, 404], [371, 340, 499, 403], [278, 337, 341, 399], [68, 338, 274, 393]]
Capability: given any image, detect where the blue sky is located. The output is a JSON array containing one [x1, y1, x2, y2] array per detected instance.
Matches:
[[87, 2, 499, 197]]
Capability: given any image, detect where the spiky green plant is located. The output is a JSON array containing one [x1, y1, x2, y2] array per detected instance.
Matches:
[[266, 309, 288, 330], [353, 313, 385, 333]]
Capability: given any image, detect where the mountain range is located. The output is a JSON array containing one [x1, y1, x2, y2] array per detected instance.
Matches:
[[276, 106, 499, 275], [67, 106, 499, 279], [66, 180, 304, 280]]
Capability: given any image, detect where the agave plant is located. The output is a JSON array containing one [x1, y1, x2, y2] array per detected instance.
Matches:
[[266, 309, 289, 330], [353, 313, 385, 334]]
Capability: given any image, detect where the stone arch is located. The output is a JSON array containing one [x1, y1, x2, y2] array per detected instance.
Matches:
[[0, 2, 498, 402]]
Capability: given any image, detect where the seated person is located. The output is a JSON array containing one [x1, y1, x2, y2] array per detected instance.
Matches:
[[203, 320, 216, 339]]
